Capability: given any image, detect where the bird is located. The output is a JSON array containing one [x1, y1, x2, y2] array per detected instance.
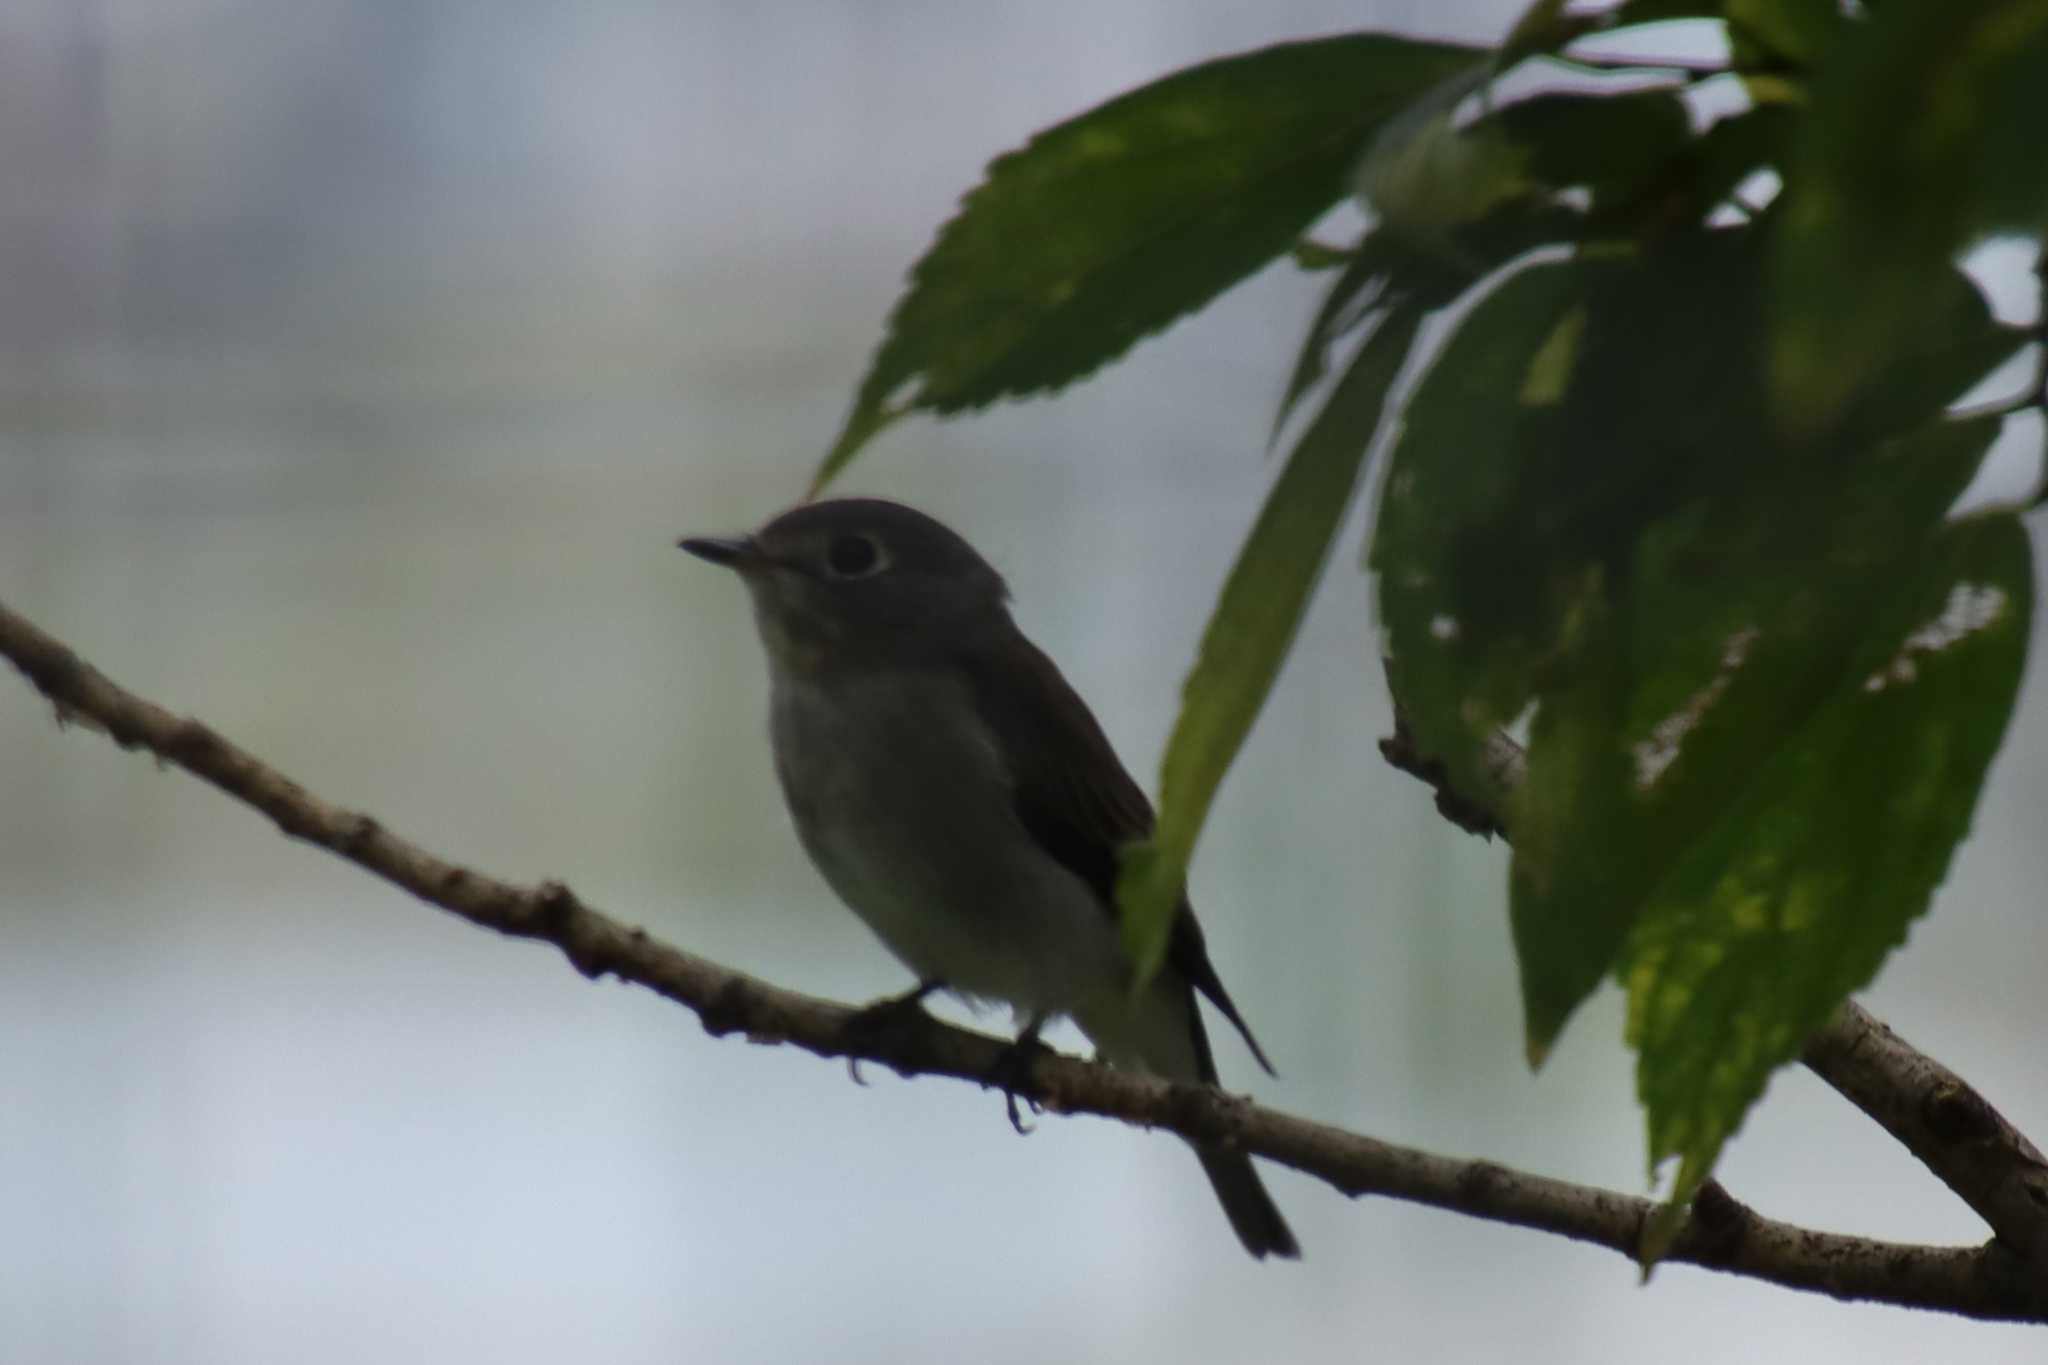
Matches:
[[681, 496, 1298, 1259]]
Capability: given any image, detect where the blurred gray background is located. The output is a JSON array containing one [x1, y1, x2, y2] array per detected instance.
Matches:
[[3, 3, 2045, 1362]]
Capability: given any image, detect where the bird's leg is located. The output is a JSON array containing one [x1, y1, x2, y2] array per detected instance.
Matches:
[[842, 978, 946, 1085], [987, 1013, 1051, 1135]]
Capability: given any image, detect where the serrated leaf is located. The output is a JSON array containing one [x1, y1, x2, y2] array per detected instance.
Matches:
[[1374, 223, 2023, 1056], [1629, 512, 2031, 1244], [1772, 0, 2048, 434], [1121, 303, 1425, 982], [1511, 416, 2004, 1057], [813, 32, 1479, 489]]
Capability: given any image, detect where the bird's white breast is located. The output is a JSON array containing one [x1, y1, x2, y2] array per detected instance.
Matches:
[[766, 665, 1130, 1021]]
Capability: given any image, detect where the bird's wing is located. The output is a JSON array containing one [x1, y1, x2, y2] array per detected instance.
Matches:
[[958, 629, 1276, 1076]]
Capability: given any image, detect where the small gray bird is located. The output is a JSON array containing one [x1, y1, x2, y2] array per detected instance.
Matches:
[[681, 498, 1298, 1260]]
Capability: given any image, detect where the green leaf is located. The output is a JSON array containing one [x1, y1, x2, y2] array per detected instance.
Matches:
[[1289, 239, 1357, 272], [1120, 303, 1426, 982], [1472, 88, 1702, 238], [1482, 88, 1694, 206], [1726, 0, 1842, 67], [1273, 198, 1588, 448], [1511, 416, 2004, 1059], [1271, 240, 1392, 446], [1671, 103, 1796, 223], [1354, 61, 1531, 235], [1772, 0, 2048, 434], [1376, 228, 1769, 820], [1603, 0, 1724, 27], [1629, 509, 2031, 1247], [1499, 0, 1595, 69], [1374, 223, 2023, 1057], [1373, 259, 1602, 806], [813, 32, 1479, 489], [1290, 88, 1705, 450]]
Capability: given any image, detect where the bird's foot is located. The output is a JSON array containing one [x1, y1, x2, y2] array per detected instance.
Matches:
[[841, 979, 944, 1085], [987, 1016, 1051, 1135]]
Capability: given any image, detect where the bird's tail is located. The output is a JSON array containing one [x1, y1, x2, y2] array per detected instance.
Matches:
[[1198, 1148, 1300, 1260], [1074, 978, 1300, 1260]]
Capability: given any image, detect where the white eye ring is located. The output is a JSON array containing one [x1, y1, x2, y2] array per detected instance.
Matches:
[[823, 533, 889, 579]]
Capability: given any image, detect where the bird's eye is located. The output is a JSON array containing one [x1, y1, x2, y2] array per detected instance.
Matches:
[[824, 533, 886, 579]]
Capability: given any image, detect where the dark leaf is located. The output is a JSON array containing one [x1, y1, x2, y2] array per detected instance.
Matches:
[[1375, 224, 2022, 1055], [1603, 0, 1725, 27], [814, 32, 1479, 488], [1377, 230, 1772, 818], [1499, 0, 1604, 69], [1353, 60, 1524, 235], [1481, 88, 1693, 207], [1726, 0, 1843, 67], [1671, 103, 1796, 223], [1512, 417, 2005, 1058], [1272, 243, 1390, 445], [1629, 508, 2031, 1252], [1772, 0, 2048, 433], [1289, 239, 1357, 272], [1373, 258, 1604, 806], [1275, 202, 1585, 452]]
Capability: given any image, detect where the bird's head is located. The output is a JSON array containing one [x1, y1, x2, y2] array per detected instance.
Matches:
[[681, 498, 1012, 673]]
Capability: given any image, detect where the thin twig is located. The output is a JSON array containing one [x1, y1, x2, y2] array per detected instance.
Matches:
[[2, 600, 2046, 1320], [1376, 672, 2048, 1285]]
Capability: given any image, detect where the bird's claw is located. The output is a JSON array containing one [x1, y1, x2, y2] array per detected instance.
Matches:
[[1005, 1089, 1042, 1136], [986, 1024, 1050, 1135], [839, 980, 943, 1086]]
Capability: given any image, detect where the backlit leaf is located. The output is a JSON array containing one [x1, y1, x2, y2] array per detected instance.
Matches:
[[1513, 417, 2005, 1059], [1630, 511, 2031, 1251]]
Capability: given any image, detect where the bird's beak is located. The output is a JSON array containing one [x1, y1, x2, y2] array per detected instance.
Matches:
[[678, 534, 760, 570]]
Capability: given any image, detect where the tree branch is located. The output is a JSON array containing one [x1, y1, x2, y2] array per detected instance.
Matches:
[[3, 598, 2045, 1320], [1376, 679, 2048, 1286], [1803, 1005, 2048, 1273]]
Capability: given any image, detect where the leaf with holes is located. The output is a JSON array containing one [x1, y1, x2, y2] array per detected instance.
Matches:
[[1511, 417, 2005, 1060], [1628, 512, 2031, 1257], [1375, 224, 2022, 1056]]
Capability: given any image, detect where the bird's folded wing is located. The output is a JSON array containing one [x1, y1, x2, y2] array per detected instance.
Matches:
[[957, 631, 1276, 1076]]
